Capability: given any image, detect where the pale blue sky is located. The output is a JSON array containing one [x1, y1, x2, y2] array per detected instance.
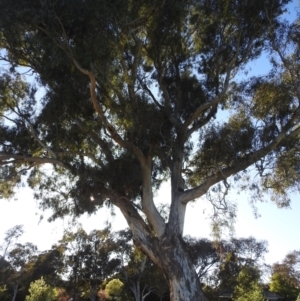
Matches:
[[0, 181, 299, 265]]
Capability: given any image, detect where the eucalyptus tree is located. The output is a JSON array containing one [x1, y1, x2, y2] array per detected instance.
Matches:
[[0, 0, 299, 300], [59, 227, 119, 301], [25, 277, 55, 301], [184, 236, 268, 300], [269, 250, 300, 300], [0, 226, 24, 259], [0, 226, 39, 301], [28, 247, 64, 288], [232, 266, 265, 301], [4, 243, 38, 301]]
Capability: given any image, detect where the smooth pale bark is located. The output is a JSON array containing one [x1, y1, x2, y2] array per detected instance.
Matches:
[[131, 281, 141, 301], [150, 233, 205, 301], [11, 284, 18, 301], [141, 159, 165, 237], [157, 235, 206, 301], [137, 232, 205, 301], [115, 196, 206, 301]]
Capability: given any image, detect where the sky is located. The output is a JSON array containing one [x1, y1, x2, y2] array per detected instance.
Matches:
[[0, 0, 300, 270], [0, 180, 299, 266]]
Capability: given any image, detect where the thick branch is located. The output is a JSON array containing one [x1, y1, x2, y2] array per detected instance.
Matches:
[[0, 153, 73, 172], [77, 65, 146, 164], [181, 107, 300, 204], [49, 13, 146, 162], [183, 68, 232, 134], [186, 105, 218, 139], [141, 157, 165, 237], [111, 196, 160, 264]]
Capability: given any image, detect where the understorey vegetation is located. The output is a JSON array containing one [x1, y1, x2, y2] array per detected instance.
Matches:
[[1, 225, 299, 301]]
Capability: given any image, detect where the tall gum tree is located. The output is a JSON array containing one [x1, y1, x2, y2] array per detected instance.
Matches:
[[0, 1, 299, 300]]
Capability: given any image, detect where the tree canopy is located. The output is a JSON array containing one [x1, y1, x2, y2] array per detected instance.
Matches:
[[0, 0, 299, 300], [270, 250, 300, 300]]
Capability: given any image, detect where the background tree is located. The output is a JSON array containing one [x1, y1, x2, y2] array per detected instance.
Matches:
[[0, 1, 298, 300], [105, 279, 124, 301], [269, 250, 300, 301], [184, 236, 220, 285], [0, 256, 12, 301], [0, 284, 9, 301], [27, 246, 65, 289], [115, 229, 169, 301], [184, 236, 267, 300], [4, 242, 38, 301], [232, 266, 265, 301], [0, 226, 40, 301], [58, 227, 120, 301], [0, 225, 24, 259], [216, 238, 268, 292], [25, 277, 56, 301]]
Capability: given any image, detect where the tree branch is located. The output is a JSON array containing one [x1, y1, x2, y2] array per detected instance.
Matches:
[[182, 70, 231, 132], [138, 78, 163, 110], [73, 118, 114, 163], [111, 196, 159, 264], [0, 152, 73, 172], [181, 107, 300, 204], [141, 157, 165, 237], [26, 121, 57, 159], [186, 105, 218, 139]]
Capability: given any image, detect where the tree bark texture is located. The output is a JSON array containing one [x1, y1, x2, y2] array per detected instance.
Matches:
[[157, 235, 206, 301], [115, 189, 206, 301]]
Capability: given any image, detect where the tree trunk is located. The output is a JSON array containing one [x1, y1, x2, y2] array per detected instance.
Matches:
[[157, 235, 206, 301], [89, 284, 97, 301], [114, 196, 206, 301], [132, 282, 141, 301], [11, 284, 18, 301]]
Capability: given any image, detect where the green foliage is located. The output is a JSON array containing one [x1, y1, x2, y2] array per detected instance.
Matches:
[[25, 277, 56, 301], [232, 267, 265, 301], [270, 272, 299, 299], [105, 279, 124, 301], [0, 226, 40, 301], [269, 251, 300, 300], [0, 285, 6, 293], [0, 0, 294, 220], [0, 285, 10, 301], [57, 226, 120, 301], [0, 1, 298, 299]]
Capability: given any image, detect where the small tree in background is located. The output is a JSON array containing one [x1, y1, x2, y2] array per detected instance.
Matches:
[[232, 267, 265, 301], [25, 277, 56, 301], [105, 279, 124, 301], [270, 250, 300, 301]]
